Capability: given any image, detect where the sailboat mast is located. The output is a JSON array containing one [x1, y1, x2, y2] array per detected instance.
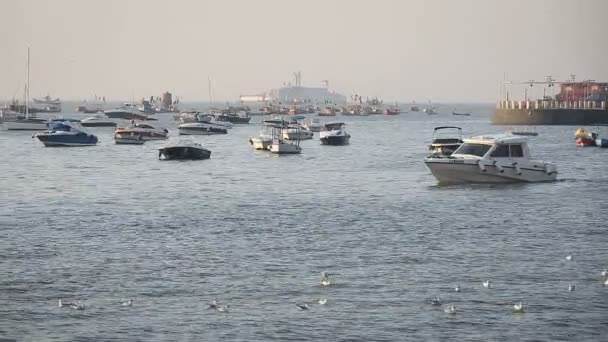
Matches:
[[25, 47, 30, 119], [208, 76, 212, 107]]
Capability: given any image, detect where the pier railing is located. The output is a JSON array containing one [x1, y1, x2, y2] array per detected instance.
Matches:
[[497, 100, 608, 110]]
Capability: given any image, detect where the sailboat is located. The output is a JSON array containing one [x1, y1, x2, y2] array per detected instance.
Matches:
[[2, 48, 48, 130], [423, 100, 437, 115]]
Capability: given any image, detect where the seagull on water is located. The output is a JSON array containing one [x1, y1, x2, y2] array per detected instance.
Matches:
[[320, 272, 333, 286], [601, 269, 607, 278], [208, 300, 218, 310], [444, 305, 456, 314], [296, 303, 310, 310], [216, 304, 229, 313], [568, 284, 576, 292], [70, 301, 86, 310], [317, 298, 327, 305], [604, 278, 608, 286], [565, 254, 573, 261], [121, 299, 133, 307], [483, 280, 491, 289], [512, 302, 527, 313], [431, 296, 442, 306], [454, 285, 461, 292], [58, 299, 73, 308]]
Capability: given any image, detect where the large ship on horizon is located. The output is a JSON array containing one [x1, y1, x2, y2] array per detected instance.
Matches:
[[240, 72, 347, 106], [492, 76, 608, 125]]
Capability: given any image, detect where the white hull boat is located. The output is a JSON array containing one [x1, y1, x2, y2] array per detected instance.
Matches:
[[269, 142, 302, 154], [424, 134, 557, 184], [114, 123, 168, 141], [249, 134, 273, 150], [178, 122, 228, 135], [282, 125, 313, 140]]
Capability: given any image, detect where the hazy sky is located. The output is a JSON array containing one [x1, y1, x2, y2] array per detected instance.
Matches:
[[2, 0, 607, 102]]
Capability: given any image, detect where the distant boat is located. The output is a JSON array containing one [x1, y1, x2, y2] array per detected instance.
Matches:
[[423, 100, 437, 115], [410, 101, 420, 112], [34, 121, 98, 147], [2, 48, 48, 131], [452, 109, 471, 116], [158, 140, 211, 160]]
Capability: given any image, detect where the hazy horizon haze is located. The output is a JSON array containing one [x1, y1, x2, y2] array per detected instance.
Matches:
[[1, 0, 607, 102]]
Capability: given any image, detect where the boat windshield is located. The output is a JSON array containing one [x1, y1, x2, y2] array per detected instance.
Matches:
[[453, 143, 491, 157]]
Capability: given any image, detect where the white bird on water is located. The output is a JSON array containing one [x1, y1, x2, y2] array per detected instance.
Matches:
[[216, 304, 229, 313], [482, 280, 491, 289], [317, 298, 327, 305], [296, 303, 310, 310], [454, 285, 461, 292], [568, 284, 576, 292], [601, 269, 607, 278], [431, 296, 442, 306], [444, 305, 456, 314], [320, 272, 333, 287], [58, 300, 85, 310], [565, 254, 573, 261], [121, 299, 133, 307], [512, 302, 527, 313], [604, 278, 608, 286]]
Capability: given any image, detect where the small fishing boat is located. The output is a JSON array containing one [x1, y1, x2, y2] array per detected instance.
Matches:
[[319, 123, 350, 146], [158, 140, 211, 160], [452, 109, 471, 116], [318, 106, 337, 116], [249, 119, 282, 150], [268, 121, 301, 154], [34, 121, 98, 147], [574, 128, 597, 147]]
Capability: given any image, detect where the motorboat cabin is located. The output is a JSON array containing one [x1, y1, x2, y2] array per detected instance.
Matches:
[[424, 134, 557, 184], [429, 126, 463, 156]]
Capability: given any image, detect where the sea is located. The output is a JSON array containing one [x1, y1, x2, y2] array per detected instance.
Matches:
[[1, 103, 607, 341]]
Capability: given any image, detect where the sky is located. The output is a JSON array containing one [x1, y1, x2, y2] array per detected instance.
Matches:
[[1, 0, 607, 102]]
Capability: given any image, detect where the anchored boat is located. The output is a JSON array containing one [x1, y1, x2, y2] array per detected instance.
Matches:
[[424, 134, 557, 184]]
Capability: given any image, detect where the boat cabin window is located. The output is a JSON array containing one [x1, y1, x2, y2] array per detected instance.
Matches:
[[509, 144, 524, 157], [490, 144, 510, 157], [453, 143, 491, 157]]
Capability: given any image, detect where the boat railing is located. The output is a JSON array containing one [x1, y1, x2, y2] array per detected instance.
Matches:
[[497, 100, 608, 110]]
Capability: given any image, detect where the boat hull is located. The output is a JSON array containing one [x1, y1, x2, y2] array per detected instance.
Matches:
[[269, 143, 301, 154], [320, 135, 350, 146], [178, 127, 228, 135], [424, 158, 557, 184], [596, 138, 608, 148], [159, 146, 211, 160], [114, 135, 145, 145], [249, 137, 272, 150], [81, 122, 117, 127], [3, 119, 48, 131], [492, 108, 608, 125], [36, 133, 98, 147], [575, 136, 596, 147]]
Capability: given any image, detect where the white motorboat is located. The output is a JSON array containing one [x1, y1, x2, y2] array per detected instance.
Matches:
[[319, 123, 350, 146], [429, 126, 463, 156], [80, 114, 117, 127], [114, 122, 168, 140], [178, 122, 228, 135], [114, 131, 145, 145], [249, 118, 283, 151], [303, 118, 323, 132], [424, 134, 558, 184]]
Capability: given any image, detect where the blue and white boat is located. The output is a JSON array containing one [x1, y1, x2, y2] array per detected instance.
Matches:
[[34, 121, 98, 147], [596, 138, 608, 148]]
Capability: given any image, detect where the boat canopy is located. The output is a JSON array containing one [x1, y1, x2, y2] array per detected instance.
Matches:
[[324, 122, 345, 130], [434, 126, 462, 131], [289, 115, 306, 122], [48, 121, 74, 131], [465, 134, 528, 145]]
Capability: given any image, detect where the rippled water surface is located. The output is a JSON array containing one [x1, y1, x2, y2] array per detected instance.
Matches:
[[1, 104, 608, 341]]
